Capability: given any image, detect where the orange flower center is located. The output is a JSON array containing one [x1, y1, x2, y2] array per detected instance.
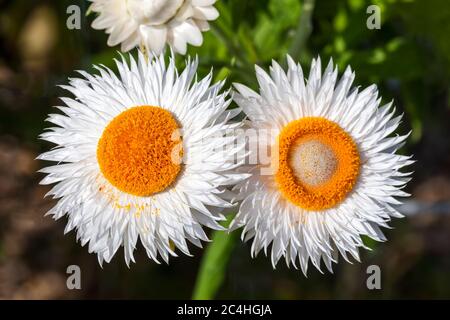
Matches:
[[97, 106, 183, 196], [274, 117, 360, 211]]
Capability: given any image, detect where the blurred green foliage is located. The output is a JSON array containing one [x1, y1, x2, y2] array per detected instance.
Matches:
[[2, 0, 450, 145]]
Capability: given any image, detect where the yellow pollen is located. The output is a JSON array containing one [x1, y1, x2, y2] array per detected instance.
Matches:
[[97, 105, 182, 197], [275, 117, 360, 211]]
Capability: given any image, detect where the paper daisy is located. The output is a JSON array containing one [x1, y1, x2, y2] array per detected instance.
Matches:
[[89, 0, 219, 54], [230, 56, 413, 275], [38, 51, 246, 265]]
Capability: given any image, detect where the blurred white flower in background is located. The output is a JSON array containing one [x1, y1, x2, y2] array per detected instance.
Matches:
[[89, 0, 219, 54]]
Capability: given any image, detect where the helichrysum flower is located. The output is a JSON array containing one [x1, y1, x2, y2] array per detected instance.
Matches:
[[38, 51, 246, 265], [230, 56, 413, 275], [89, 0, 219, 54]]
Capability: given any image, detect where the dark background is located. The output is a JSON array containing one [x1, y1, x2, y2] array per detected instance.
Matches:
[[0, 0, 449, 299]]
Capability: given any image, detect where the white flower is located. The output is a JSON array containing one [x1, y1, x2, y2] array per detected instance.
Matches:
[[38, 51, 246, 265], [89, 0, 219, 54], [230, 56, 413, 275]]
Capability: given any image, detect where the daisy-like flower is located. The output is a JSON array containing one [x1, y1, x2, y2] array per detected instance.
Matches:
[[38, 51, 246, 265], [89, 0, 219, 54], [230, 56, 413, 275]]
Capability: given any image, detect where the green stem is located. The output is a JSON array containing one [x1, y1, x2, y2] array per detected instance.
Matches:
[[192, 216, 238, 300], [288, 0, 316, 60]]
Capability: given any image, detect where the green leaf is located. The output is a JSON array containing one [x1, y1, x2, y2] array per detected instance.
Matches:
[[333, 7, 348, 32], [214, 66, 231, 82], [86, 3, 94, 16]]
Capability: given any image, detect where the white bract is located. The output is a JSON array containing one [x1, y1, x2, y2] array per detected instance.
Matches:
[[231, 56, 413, 275], [39, 51, 247, 265]]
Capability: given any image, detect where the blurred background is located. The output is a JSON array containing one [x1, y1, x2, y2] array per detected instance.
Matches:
[[0, 0, 449, 299]]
